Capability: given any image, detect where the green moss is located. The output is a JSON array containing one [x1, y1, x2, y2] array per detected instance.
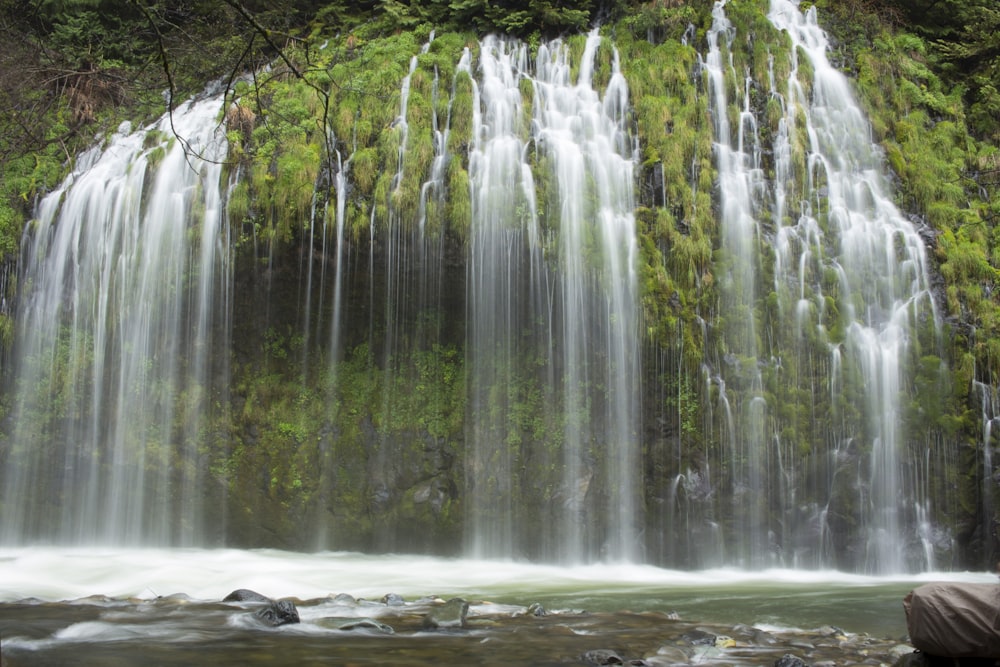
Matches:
[[448, 70, 474, 159], [446, 160, 471, 239], [350, 147, 378, 196]]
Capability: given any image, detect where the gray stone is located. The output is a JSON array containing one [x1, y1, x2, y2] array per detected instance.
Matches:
[[581, 649, 624, 665], [338, 618, 395, 634], [254, 599, 300, 626], [422, 597, 469, 629], [222, 588, 272, 603]]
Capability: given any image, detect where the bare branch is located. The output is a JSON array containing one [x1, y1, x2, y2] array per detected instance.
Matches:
[[219, 0, 303, 80]]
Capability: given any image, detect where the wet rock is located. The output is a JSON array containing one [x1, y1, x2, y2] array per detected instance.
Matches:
[[422, 597, 469, 629], [382, 592, 405, 606], [331, 592, 357, 604], [887, 645, 917, 661], [581, 649, 624, 665], [526, 602, 547, 617], [733, 623, 778, 645], [254, 599, 300, 626], [814, 625, 846, 639], [338, 618, 395, 634], [774, 654, 810, 667], [221, 588, 300, 627], [682, 628, 717, 646], [223, 588, 272, 603]]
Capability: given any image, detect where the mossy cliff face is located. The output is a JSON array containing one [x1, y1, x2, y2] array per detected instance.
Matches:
[[4, 0, 998, 569]]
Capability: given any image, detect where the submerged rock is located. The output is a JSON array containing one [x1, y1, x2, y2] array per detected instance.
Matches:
[[649, 645, 690, 663], [338, 618, 395, 634], [774, 654, 810, 667], [421, 597, 469, 629]]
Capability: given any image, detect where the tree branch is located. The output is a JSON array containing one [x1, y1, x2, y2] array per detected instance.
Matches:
[[219, 0, 303, 80]]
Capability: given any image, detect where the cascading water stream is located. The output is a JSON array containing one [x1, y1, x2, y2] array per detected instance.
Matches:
[[767, 0, 940, 572], [973, 380, 997, 564], [536, 32, 640, 562], [1, 96, 229, 545], [465, 31, 640, 562], [464, 35, 541, 558], [704, 1, 771, 566]]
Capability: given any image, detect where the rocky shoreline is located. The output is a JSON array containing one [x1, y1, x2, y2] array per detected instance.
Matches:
[[0, 588, 949, 666]]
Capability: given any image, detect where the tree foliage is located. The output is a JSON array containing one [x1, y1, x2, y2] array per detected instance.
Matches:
[[872, 0, 1000, 140]]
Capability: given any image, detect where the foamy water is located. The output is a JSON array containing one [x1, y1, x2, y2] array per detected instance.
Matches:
[[0, 547, 991, 603]]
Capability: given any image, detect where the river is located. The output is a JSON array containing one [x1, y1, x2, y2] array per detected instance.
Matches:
[[0, 549, 993, 665]]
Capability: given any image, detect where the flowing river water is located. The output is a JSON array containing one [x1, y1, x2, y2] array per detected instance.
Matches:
[[0, 549, 994, 665]]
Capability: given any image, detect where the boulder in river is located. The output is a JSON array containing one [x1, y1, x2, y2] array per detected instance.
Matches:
[[223, 588, 273, 603], [421, 597, 469, 629], [254, 599, 300, 626], [222, 588, 300, 626]]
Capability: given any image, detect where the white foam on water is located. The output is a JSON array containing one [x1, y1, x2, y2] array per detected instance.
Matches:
[[0, 548, 992, 603]]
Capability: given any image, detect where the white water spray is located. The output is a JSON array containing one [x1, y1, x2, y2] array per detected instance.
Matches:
[[2, 96, 229, 545]]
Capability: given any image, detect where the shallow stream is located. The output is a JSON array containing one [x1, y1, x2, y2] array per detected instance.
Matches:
[[0, 549, 993, 665]]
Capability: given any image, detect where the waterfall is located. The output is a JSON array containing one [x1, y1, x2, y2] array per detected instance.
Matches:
[[0, 12, 970, 569], [687, 0, 942, 571], [973, 380, 998, 565], [767, 0, 940, 571], [465, 31, 640, 562], [704, 1, 771, 567], [464, 35, 540, 558], [2, 96, 230, 545]]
